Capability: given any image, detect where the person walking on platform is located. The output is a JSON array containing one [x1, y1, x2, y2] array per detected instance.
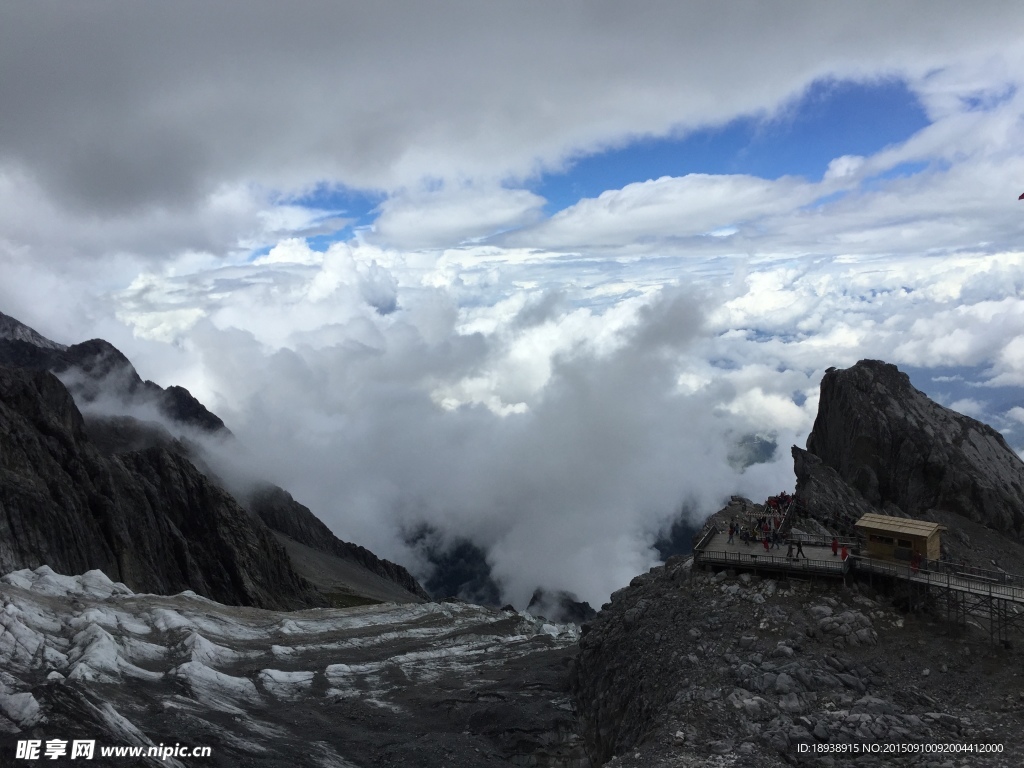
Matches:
[[786, 541, 794, 560], [762, 535, 770, 553], [728, 522, 735, 544], [796, 540, 806, 559], [831, 537, 839, 557], [840, 545, 849, 562]]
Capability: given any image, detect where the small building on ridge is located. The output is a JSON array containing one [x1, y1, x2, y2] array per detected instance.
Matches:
[[854, 513, 945, 562]]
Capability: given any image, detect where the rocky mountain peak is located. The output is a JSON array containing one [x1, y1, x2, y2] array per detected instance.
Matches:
[[0, 308, 428, 609], [0, 311, 67, 351], [0, 312, 226, 434], [804, 359, 1024, 539]]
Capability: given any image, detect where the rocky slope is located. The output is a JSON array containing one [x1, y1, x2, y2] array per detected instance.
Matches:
[[570, 361, 1024, 766], [570, 557, 1022, 767], [246, 485, 431, 602], [805, 360, 1024, 540]]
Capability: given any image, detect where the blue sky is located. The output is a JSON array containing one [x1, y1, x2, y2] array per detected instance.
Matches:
[[288, 77, 934, 249], [532, 78, 931, 214]]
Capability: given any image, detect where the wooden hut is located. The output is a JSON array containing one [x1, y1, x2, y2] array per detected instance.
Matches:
[[854, 513, 945, 562]]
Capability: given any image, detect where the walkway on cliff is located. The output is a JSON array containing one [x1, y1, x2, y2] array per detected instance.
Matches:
[[855, 556, 1024, 604], [694, 530, 1024, 604], [694, 527, 1024, 642], [693, 529, 850, 577]]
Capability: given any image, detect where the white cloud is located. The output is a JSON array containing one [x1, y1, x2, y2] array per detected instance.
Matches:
[[372, 184, 545, 250], [510, 174, 821, 250], [253, 238, 325, 266], [824, 155, 866, 180]]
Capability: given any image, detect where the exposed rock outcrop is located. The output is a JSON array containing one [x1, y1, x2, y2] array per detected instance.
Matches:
[[571, 555, 1024, 767], [571, 361, 1024, 765], [0, 366, 319, 609], [528, 588, 597, 625], [792, 447, 878, 538], [0, 328, 225, 434], [804, 360, 1024, 540], [0, 311, 66, 351]]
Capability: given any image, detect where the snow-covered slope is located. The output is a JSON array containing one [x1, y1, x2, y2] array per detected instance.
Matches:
[[0, 312, 66, 351], [0, 566, 586, 767]]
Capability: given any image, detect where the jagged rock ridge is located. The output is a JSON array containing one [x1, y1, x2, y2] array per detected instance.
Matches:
[[0, 310, 428, 608], [0, 333, 226, 434], [0, 311, 67, 351], [0, 366, 318, 610], [805, 360, 1024, 539]]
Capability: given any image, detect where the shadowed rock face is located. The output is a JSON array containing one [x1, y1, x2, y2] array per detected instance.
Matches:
[[792, 447, 878, 538], [0, 366, 320, 610], [0, 333, 226, 434], [805, 360, 1024, 539], [0, 309, 430, 607]]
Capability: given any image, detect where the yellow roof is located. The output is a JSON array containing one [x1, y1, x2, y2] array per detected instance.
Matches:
[[854, 513, 945, 538]]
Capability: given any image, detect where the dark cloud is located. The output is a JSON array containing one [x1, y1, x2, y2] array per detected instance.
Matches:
[[3, 2, 1023, 225]]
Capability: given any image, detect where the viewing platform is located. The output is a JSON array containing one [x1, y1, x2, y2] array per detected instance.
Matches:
[[693, 528, 851, 577], [693, 522, 1024, 643]]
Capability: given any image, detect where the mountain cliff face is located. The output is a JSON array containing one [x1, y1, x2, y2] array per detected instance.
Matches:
[[805, 360, 1024, 539], [0, 313, 224, 434], [246, 484, 431, 602], [0, 310, 428, 609], [0, 366, 318, 610]]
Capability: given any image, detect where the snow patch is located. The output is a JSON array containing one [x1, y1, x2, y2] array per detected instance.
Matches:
[[171, 661, 262, 713], [0, 692, 42, 727], [259, 669, 316, 699]]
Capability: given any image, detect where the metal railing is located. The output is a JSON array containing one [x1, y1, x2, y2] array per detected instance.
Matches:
[[785, 533, 858, 549], [695, 548, 850, 575], [692, 523, 720, 553], [926, 559, 1019, 585], [851, 557, 1024, 603]]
